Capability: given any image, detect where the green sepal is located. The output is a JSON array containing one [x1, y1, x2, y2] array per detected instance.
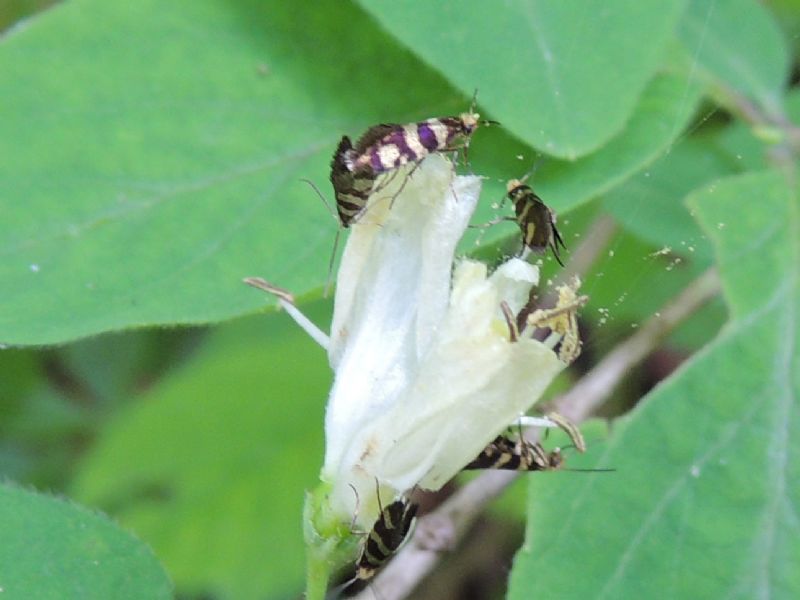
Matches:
[[304, 482, 361, 600]]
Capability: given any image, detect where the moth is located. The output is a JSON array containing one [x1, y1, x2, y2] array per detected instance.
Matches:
[[328, 135, 377, 227], [330, 105, 495, 227], [321, 108, 495, 293], [354, 495, 418, 582], [464, 414, 612, 475], [506, 178, 566, 266], [346, 111, 491, 176], [464, 435, 565, 471]]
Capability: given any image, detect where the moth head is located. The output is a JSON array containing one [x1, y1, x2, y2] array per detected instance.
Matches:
[[506, 178, 524, 193], [458, 111, 480, 134], [506, 178, 529, 202], [548, 447, 565, 470]]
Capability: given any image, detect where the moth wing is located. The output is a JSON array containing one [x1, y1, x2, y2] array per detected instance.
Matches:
[[330, 136, 358, 188], [527, 199, 554, 252], [353, 123, 397, 154]]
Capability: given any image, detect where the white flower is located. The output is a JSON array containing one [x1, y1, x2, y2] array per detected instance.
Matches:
[[260, 154, 584, 530]]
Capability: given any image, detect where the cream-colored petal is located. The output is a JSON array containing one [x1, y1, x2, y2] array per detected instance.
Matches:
[[488, 257, 540, 316], [323, 156, 481, 481], [346, 260, 564, 493]]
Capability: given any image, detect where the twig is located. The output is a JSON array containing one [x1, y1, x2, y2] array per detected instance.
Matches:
[[556, 214, 618, 286], [354, 267, 721, 600], [557, 267, 720, 423]]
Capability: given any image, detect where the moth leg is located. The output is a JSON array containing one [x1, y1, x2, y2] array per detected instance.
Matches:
[[543, 412, 586, 453], [525, 276, 587, 363]]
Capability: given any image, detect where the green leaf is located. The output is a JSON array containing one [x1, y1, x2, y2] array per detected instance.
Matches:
[[690, 171, 796, 320], [357, 0, 687, 159], [56, 333, 156, 407], [0, 0, 459, 346], [711, 88, 800, 174], [766, 0, 800, 57], [602, 136, 734, 262], [468, 71, 703, 234], [0, 0, 54, 32], [534, 72, 703, 214], [56, 329, 199, 408], [0, 481, 171, 600], [0, 348, 96, 488], [508, 170, 799, 598], [578, 224, 718, 339], [709, 119, 771, 172], [72, 301, 332, 600], [677, 0, 789, 115], [0, 349, 40, 422]]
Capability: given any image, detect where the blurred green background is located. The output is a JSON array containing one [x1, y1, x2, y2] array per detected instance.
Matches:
[[1, 1, 798, 599]]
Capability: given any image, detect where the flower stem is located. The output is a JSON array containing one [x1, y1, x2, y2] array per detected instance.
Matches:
[[305, 547, 333, 600]]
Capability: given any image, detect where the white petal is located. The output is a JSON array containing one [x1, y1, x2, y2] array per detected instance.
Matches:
[[488, 257, 539, 316], [322, 156, 482, 482], [348, 260, 565, 492]]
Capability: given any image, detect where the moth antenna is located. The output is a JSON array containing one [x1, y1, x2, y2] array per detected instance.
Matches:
[[559, 437, 608, 454], [300, 178, 339, 222], [469, 87, 479, 113], [557, 438, 614, 471], [527, 153, 548, 180], [324, 228, 341, 298], [348, 483, 361, 533], [467, 89, 500, 125], [300, 177, 345, 297], [325, 576, 358, 600], [563, 467, 617, 473], [374, 478, 384, 513], [459, 90, 483, 167]]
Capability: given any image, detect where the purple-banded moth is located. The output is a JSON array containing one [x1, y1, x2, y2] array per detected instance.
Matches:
[[302, 136, 376, 295], [346, 111, 493, 176], [329, 109, 496, 227], [322, 104, 494, 295], [329, 136, 376, 228]]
